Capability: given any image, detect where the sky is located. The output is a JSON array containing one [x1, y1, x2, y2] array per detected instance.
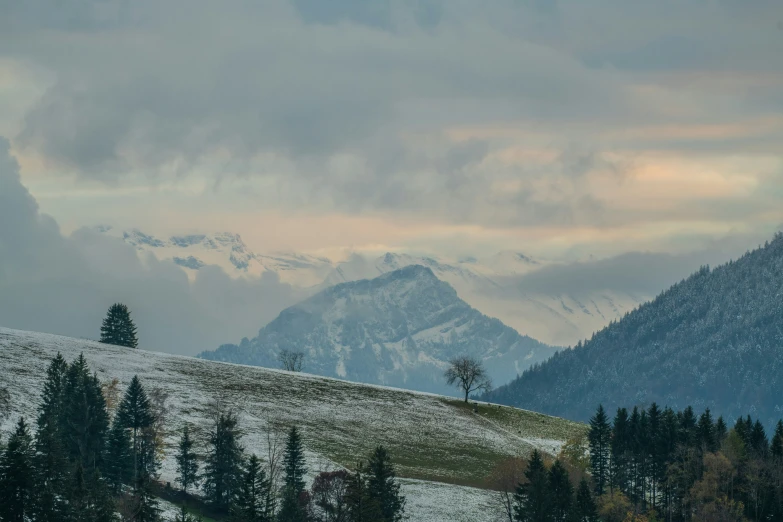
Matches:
[[1, 1, 782, 354], [1, 0, 781, 261]]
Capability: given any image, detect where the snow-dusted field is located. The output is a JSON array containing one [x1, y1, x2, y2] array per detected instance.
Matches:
[[0, 327, 584, 521]]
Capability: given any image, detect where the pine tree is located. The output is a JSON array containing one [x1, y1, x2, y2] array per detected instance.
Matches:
[[105, 417, 133, 493], [548, 460, 573, 522], [32, 354, 70, 522], [61, 354, 110, 471], [771, 420, 783, 459], [116, 375, 155, 483], [588, 405, 611, 495], [204, 413, 245, 513], [572, 478, 599, 522], [232, 454, 272, 522], [176, 425, 200, 495], [278, 426, 308, 522], [513, 449, 552, 522], [715, 416, 728, 445], [345, 466, 383, 522], [697, 408, 716, 452], [175, 505, 203, 522], [611, 407, 630, 494], [100, 303, 139, 348], [366, 446, 405, 522], [0, 418, 35, 522]]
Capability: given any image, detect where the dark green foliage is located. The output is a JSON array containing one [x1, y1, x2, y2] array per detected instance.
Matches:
[[100, 303, 139, 348], [278, 426, 308, 522], [0, 418, 35, 522], [573, 479, 598, 522], [232, 454, 272, 522], [548, 460, 573, 522], [484, 234, 783, 425], [32, 354, 69, 521], [104, 419, 133, 493], [513, 449, 551, 522], [344, 468, 383, 522], [587, 405, 610, 495], [771, 420, 783, 459], [366, 446, 405, 522], [174, 505, 203, 522], [176, 425, 200, 494], [116, 375, 156, 482], [203, 413, 244, 513]]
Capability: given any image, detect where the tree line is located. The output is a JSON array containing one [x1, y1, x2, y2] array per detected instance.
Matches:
[[0, 353, 405, 522], [587, 402, 783, 521]]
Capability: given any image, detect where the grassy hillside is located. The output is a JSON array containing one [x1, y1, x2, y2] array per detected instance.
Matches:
[[0, 327, 584, 521]]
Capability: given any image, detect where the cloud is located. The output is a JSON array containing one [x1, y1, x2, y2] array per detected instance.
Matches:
[[0, 137, 302, 354], [1, 0, 781, 251]]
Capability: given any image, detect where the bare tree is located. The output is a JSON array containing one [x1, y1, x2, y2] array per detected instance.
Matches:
[[148, 387, 171, 463], [487, 456, 528, 522], [278, 349, 305, 372], [444, 356, 492, 403], [101, 377, 121, 417]]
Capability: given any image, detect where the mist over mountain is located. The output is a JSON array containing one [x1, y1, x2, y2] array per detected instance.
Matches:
[[198, 265, 558, 395], [484, 232, 783, 426]]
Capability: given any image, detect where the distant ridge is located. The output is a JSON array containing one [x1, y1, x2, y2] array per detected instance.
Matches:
[[484, 232, 783, 425], [199, 265, 558, 395]]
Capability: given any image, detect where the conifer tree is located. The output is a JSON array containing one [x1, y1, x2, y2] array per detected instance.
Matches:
[[771, 420, 783, 459], [204, 413, 245, 513], [105, 417, 133, 493], [572, 478, 599, 522], [548, 460, 573, 522], [366, 446, 405, 522], [697, 408, 716, 452], [232, 454, 272, 522], [100, 303, 139, 348], [176, 424, 200, 495], [611, 407, 630, 493], [0, 418, 35, 522], [61, 354, 110, 471], [588, 405, 611, 495], [32, 354, 70, 521], [715, 416, 728, 445], [278, 426, 308, 522], [513, 449, 552, 522], [116, 375, 155, 483], [345, 466, 383, 522]]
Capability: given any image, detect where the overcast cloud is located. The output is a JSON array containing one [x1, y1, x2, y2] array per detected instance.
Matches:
[[0, 1, 782, 349]]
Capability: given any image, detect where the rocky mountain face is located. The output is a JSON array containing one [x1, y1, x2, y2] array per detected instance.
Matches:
[[484, 232, 783, 425], [101, 227, 649, 346], [198, 265, 558, 395]]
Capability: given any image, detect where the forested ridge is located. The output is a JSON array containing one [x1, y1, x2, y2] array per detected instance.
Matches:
[[485, 232, 783, 425]]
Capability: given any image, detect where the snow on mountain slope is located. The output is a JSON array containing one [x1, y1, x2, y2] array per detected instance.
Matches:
[[99, 226, 333, 286], [0, 327, 585, 522], [101, 227, 649, 346], [199, 265, 559, 394]]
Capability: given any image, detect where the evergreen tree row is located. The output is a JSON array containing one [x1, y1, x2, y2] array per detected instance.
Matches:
[[0, 353, 406, 522], [588, 402, 783, 521], [0, 353, 159, 522]]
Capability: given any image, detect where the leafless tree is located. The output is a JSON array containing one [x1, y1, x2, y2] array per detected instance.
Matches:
[[487, 456, 528, 522], [265, 425, 286, 512], [148, 387, 171, 463], [278, 349, 305, 372], [101, 378, 121, 417], [444, 356, 492, 403]]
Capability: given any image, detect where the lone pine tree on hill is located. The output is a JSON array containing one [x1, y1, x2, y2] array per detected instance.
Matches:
[[100, 303, 139, 348]]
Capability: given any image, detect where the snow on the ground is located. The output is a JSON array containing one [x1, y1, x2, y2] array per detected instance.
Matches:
[[0, 327, 582, 521]]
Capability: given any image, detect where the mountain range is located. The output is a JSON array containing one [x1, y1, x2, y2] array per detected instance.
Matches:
[[198, 264, 558, 395], [484, 232, 783, 426], [99, 227, 649, 346]]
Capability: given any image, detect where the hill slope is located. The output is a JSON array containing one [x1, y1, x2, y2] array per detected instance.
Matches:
[[199, 265, 558, 395], [0, 327, 584, 522], [484, 233, 783, 425]]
